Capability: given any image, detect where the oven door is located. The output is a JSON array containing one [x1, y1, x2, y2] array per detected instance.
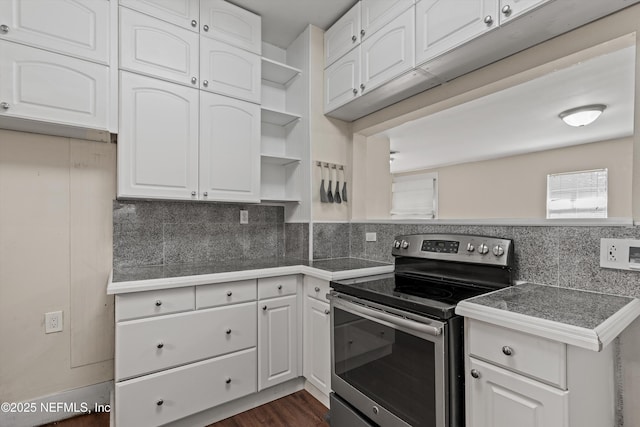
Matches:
[[330, 292, 447, 427]]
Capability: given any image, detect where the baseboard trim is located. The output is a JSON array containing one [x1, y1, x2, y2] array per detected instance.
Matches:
[[0, 381, 113, 427], [303, 380, 330, 409]]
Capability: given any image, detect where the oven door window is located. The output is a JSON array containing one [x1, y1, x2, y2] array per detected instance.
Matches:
[[333, 306, 441, 427]]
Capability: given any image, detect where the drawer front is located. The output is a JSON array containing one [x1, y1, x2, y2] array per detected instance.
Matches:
[[116, 302, 256, 380], [258, 275, 298, 300], [468, 320, 566, 388], [115, 347, 257, 427], [116, 287, 195, 321], [305, 276, 331, 302], [196, 279, 257, 309]]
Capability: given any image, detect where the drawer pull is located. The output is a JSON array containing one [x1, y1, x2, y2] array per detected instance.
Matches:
[[502, 346, 514, 356], [156, 399, 164, 406], [226, 291, 232, 297], [470, 369, 480, 379], [324, 309, 330, 315], [225, 377, 231, 384], [226, 328, 232, 335], [156, 342, 164, 349], [315, 286, 320, 292], [262, 305, 267, 311], [277, 285, 283, 290], [155, 300, 162, 307]]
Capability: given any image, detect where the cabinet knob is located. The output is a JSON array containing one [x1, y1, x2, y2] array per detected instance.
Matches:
[[483, 15, 494, 25], [262, 305, 267, 311], [0, 24, 9, 34], [277, 284, 283, 290], [157, 342, 164, 349], [225, 377, 231, 384], [191, 191, 197, 196], [203, 191, 208, 197], [203, 80, 209, 87], [352, 88, 358, 95], [315, 286, 320, 292], [191, 77, 197, 84], [226, 328, 231, 335], [191, 19, 197, 27], [155, 300, 162, 307], [203, 24, 210, 32], [360, 29, 365, 37], [156, 399, 164, 406], [0, 102, 9, 110], [227, 291, 232, 297], [470, 369, 480, 379], [360, 83, 365, 91], [324, 309, 330, 315], [501, 4, 512, 15], [351, 35, 357, 42], [502, 346, 514, 356]]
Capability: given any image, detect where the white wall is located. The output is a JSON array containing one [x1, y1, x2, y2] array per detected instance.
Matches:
[[0, 130, 115, 403]]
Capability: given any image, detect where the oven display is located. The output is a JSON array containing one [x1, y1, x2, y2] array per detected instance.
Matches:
[[421, 240, 459, 253]]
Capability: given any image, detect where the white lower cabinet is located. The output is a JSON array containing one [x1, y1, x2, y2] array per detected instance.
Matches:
[[303, 296, 330, 396]]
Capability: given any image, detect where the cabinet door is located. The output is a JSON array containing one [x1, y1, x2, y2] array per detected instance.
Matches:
[[324, 47, 360, 113], [118, 72, 199, 200], [415, 0, 498, 66], [0, 0, 109, 64], [119, 0, 200, 32], [499, 0, 550, 24], [303, 296, 330, 396], [324, 1, 360, 67], [200, 0, 261, 54], [258, 295, 298, 390], [0, 40, 109, 129], [361, 0, 414, 41], [119, 7, 200, 88], [199, 92, 260, 203], [200, 38, 261, 104], [467, 358, 569, 427], [360, 7, 414, 94]]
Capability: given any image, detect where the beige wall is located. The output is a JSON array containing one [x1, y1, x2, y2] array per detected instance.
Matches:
[[310, 25, 352, 222], [352, 135, 392, 220], [0, 130, 115, 402]]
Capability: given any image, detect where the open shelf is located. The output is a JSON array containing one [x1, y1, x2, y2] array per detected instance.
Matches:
[[261, 107, 301, 126], [261, 57, 301, 85], [261, 154, 302, 166]]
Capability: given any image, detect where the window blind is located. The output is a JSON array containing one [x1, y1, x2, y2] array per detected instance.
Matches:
[[391, 173, 437, 219], [547, 169, 608, 219]]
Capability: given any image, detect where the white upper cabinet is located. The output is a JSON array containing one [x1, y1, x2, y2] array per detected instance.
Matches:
[[199, 92, 261, 203], [416, 0, 498, 66], [499, 0, 550, 24], [200, 38, 261, 103], [360, 6, 414, 93], [119, 0, 200, 31], [0, 40, 109, 129], [119, 7, 200, 88], [324, 1, 361, 68], [0, 0, 110, 64], [118, 72, 199, 200], [200, 0, 261, 54], [324, 47, 360, 113], [361, 0, 414, 41]]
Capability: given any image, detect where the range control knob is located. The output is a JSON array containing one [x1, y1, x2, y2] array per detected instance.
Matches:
[[393, 240, 401, 249], [493, 245, 505, 257], [401, 240, 409, 249], [478, 243, 489, 255], [466, 242, 475, 252]]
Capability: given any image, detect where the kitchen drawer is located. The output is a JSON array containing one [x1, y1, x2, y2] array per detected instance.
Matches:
[[467, 320, 567, 389], [115, 347, 257, 427], [305, 276, 331, 302], [196, 279, 257, 309], [258, 275, 298, 300], [116, 302, 256, 380], [115, 287, 194, 322]]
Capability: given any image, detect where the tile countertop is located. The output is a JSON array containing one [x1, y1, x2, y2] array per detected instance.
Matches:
[[456, 282, 640, 352], [107, 257, 394, 295]]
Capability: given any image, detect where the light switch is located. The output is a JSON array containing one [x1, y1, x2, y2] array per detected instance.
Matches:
[[366, 232, 377, 242]]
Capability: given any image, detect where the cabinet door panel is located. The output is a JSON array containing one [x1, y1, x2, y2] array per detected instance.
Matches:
[[499, 0, 549, 23], [324, 47, 360, 113], [0, 0, 109, 64], [0, 40, 109, 129], [119, 0, 200, 31], [258, 295, 298, 390], [199, 92, 260, 202], [200, 38, 260, 103], [324, 1, 360, 67], [361, 7, 414, 93], [120, 7, 199, 87], [416, 0, 498, 66], [118, 71, 199, 200], [303, 297, 330, 396], [467, 358, 569, 427], [200, 0, 261, 54], [361, 0, 414, 40]]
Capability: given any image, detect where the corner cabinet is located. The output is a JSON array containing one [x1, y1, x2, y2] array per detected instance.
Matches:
[[303, 277, 332, 400]]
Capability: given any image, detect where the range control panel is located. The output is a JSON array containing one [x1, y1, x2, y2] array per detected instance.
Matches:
[[392, 234, 513, 267]]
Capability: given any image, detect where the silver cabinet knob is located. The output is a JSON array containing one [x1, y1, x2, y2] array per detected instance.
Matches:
[[483, 15, 494, 25], [225, 377, 231, 384], [324, 309, 330, 315], [262, 305, 267, 311], [493, 245, 504, 257], [203, 191, 208, 197], [155, 300, 162, 307], [191, 191, 196, 196], [501, 4, 512, 15], [470, 369, 480, 379], [351, 35, 357, 42], [0, 102, 9, 110], [0, 24, 9, 34], [226, 328, 231, 335], [191, 77, 197, 84], [226, 291, 232, 297], [502, 346, 513, 356], [203, 80, 209, 87], [478, 243, 489, 255], [315, 286, 320, 292], [191, 19, 197, 27], [360, 83, 365, 90], [360, 29, 365, 36], [157, 342, 164, 349], [277, 284, 283, 290], [203, 24, 209, 32], [352, 88, 358, 95], [156, 399, 164, 406]]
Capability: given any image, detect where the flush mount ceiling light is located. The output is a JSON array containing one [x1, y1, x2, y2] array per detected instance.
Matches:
[[559, 104, 606, 127]]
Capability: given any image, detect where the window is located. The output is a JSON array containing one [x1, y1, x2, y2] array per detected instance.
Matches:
[[391, 173, 437, 219], [546, 169, 608, 219]]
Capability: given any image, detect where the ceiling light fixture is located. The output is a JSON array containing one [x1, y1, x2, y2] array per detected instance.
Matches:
[[559, 104, 606, 127]]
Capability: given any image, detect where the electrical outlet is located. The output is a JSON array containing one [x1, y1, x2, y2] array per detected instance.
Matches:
[[240, 210, 248, 224], [45, 311, 63, 334], [600, 238, 640, 271], [607, 243, 618, 262]]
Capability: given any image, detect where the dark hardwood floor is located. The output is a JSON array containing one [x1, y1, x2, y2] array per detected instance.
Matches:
[[40, 391, 329, 427]]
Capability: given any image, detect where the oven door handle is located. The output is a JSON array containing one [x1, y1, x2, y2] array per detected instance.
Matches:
[[333, 295, 442, 337]]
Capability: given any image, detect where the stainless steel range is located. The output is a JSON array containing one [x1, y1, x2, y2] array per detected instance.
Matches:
[[329, 234, 514, 427]]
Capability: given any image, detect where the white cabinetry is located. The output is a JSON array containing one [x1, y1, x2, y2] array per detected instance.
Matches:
[[324, 48, 360, 113], [119, 0, 200, 31], [303, 277, 331, 399], [324, 2, 361, 67], [200, 0, 261, 54], [499, 0, 550, 23], [361, 0, 414, 41]]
